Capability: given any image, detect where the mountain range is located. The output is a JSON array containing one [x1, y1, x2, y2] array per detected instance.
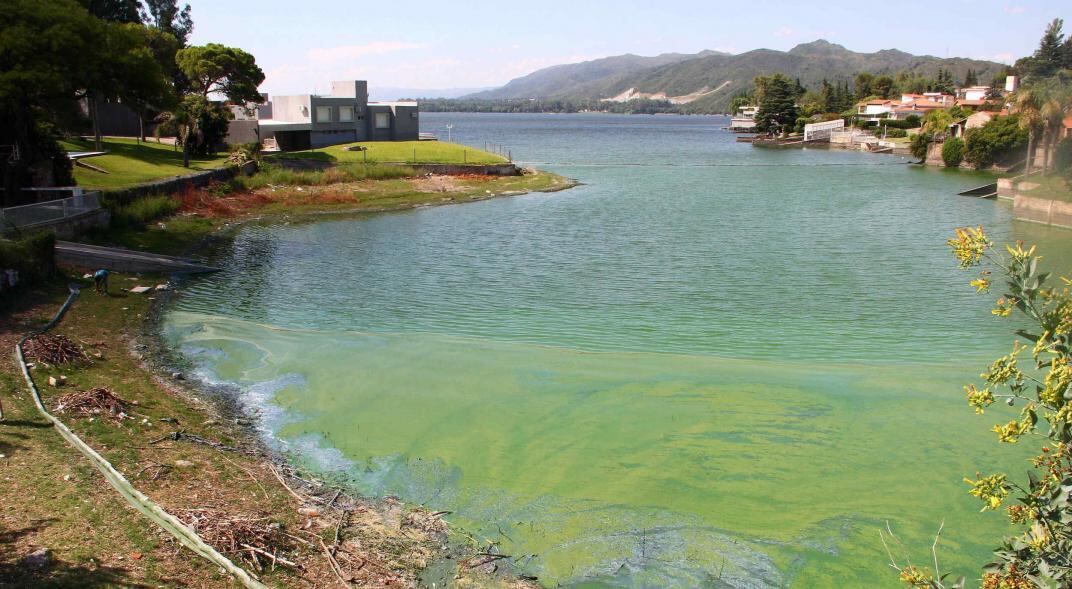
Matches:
[[465, 40, 1006, 112]]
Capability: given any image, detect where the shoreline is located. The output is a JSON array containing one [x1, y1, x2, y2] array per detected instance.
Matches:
[[1, 168, 576, 588]]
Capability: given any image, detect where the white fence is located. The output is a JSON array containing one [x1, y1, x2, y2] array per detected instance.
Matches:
[[803, 119, 845, 141], [0, 192, 101, 229]]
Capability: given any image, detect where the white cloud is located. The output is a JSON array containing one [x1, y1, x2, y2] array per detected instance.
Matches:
[[306, 42, 427, 63], [984, 52, 1016, 64], [775, 26, 795, 37], [1002, 5, 1026, 13]]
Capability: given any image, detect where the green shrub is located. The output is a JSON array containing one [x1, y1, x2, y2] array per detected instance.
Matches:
[[964, 114, 1027, 169], [910, 132, 932, 160], [0, 230, 56, 287], [883, 128, 907, 138], [941, 137, 965, 167], [232, 163, 416, 191], [228, 142, 261, 165], [109, 195, 179, 228]]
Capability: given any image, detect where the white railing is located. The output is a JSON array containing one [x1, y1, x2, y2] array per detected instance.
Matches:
[[804, 119, 845, 141], [0, 192, 101, 229]]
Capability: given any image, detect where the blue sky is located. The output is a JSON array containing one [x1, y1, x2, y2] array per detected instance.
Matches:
[[185, 0, 1071, 95]]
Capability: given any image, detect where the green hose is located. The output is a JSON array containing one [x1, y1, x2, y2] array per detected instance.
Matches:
[[12, 285, 269, 589]]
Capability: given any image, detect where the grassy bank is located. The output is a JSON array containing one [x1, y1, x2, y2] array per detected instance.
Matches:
[[0, 277, 533, 588], [271, 141, 507, 165], [61, 138, 230, 191], [2, 154, 574, 586], [88, 166, 574, 255], [1021, 174, 1072, 203]]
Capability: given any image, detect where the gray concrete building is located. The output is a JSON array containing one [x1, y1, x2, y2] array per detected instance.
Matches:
[[251, 81, 419, 150]]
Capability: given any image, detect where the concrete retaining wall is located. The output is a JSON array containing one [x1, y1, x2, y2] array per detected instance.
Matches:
[[388, 163, 521, 176], [1014, 193, 1072, 229], [20, 208, 110, 239], [105, 160, 258, 203]]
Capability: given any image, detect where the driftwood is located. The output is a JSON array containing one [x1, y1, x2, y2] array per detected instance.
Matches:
[[54, 388, 129, 423], [23, 334, 88, 365]]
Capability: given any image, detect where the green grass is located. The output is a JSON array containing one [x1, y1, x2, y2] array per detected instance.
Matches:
[[232, 162, 416, 191], [272, 141, 507, 165], [60, 138, 230, 191], [1021, 174, 1072, 203]]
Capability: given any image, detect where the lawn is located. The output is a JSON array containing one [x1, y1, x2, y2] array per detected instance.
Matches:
[[1022, 174, 1072, 203], [274, 140, 507, 165], [60, 137, 230, 191]]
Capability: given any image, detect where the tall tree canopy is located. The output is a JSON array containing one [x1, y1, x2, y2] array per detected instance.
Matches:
[[754, 74, 799, 134], [173, 43, 264, 166], [0, 0, 166, 201]]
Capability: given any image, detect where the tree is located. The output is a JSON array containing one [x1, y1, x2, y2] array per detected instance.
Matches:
[[78, 0, 141, 23], [962, 69, 978, 87], [753, 74, 798, 134], [0, 0, 161, 202], [174, 43, 264, 166], [941, 137, 964, 167], [142, 0, 193, 45], [84, 21, 172, 150], [873, 76, 894, 100], [964, 114, 1028, 169], [854, 72, 874, 101], [910, 131, 932, 161], [1016, 89, 1044, 173]]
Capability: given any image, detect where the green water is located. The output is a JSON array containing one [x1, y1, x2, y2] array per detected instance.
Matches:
[[165, 113, 1072, 588]]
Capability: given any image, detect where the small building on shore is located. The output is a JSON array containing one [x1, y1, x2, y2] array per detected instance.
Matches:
[[728, 105, 758, 131], [252, 81, 419, 151]]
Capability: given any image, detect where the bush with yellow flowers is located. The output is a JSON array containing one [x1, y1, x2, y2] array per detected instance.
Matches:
[[901, 226, 1072, 588]]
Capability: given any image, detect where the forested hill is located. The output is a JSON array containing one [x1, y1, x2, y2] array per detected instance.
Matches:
[[464, 40, 1006, 113], [466, 50, 727, 100]]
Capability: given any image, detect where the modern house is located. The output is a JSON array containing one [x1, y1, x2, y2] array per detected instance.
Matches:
[[858, 100, 895, 116], [250, 81, 419, 151], [728, 105, 758, 131]]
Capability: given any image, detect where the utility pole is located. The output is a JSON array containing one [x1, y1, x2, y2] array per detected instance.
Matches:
[[445, 124, 453, 143]]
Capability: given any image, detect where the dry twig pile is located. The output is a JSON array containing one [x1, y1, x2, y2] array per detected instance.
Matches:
[[176, 508, 297, 573], [54, 388, 129, 422], [23, 334, 88, 365]]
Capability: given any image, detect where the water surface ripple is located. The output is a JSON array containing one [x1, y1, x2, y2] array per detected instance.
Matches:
[[167, 113, 1072, 588]]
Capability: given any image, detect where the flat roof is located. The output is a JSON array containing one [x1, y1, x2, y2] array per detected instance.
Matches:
[[369, 101, 418, 107]]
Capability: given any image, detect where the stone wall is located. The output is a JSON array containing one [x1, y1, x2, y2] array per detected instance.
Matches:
[[1014, 193, 1072, 230], [20, 208, 110, 239], [105, 161, 258, 203], [389, 163, 521, 176]]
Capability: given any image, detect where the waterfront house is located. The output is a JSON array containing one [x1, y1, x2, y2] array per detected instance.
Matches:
[[857, 100, 895, 116], [965, 110, 1010, 130], [957, 86, 992, 101], [252, 81, 419, 151], [728, 105, 758, 131]]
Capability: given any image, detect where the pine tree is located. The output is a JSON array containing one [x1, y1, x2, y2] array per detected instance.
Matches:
[[963, 69, 978, 87], [1034, 18, 1066, 77], [754, 74, 799, 134]]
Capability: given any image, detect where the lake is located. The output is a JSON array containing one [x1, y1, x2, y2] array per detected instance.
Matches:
[[164, 113, 1072, 588]]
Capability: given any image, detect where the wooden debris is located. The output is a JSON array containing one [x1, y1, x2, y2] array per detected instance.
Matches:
[[23, 334, 88, 365], [53, 388, 129, 423], [175, 508, 297, 572]]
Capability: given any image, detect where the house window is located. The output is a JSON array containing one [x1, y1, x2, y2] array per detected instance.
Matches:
[[374, 112, 390, 129], [316, 106, 332, 123], [339, 107, 353, 122]]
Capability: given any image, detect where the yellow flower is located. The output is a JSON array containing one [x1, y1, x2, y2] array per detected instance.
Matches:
[[970, 277, 992, 293], [992, 297, 1017, 317], [992, 419, 1030, 443], [899, 565, 934, 587], [947, 226, 992, 268], [965, 473, 1010, 510], [965, 384, 994, 414]]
